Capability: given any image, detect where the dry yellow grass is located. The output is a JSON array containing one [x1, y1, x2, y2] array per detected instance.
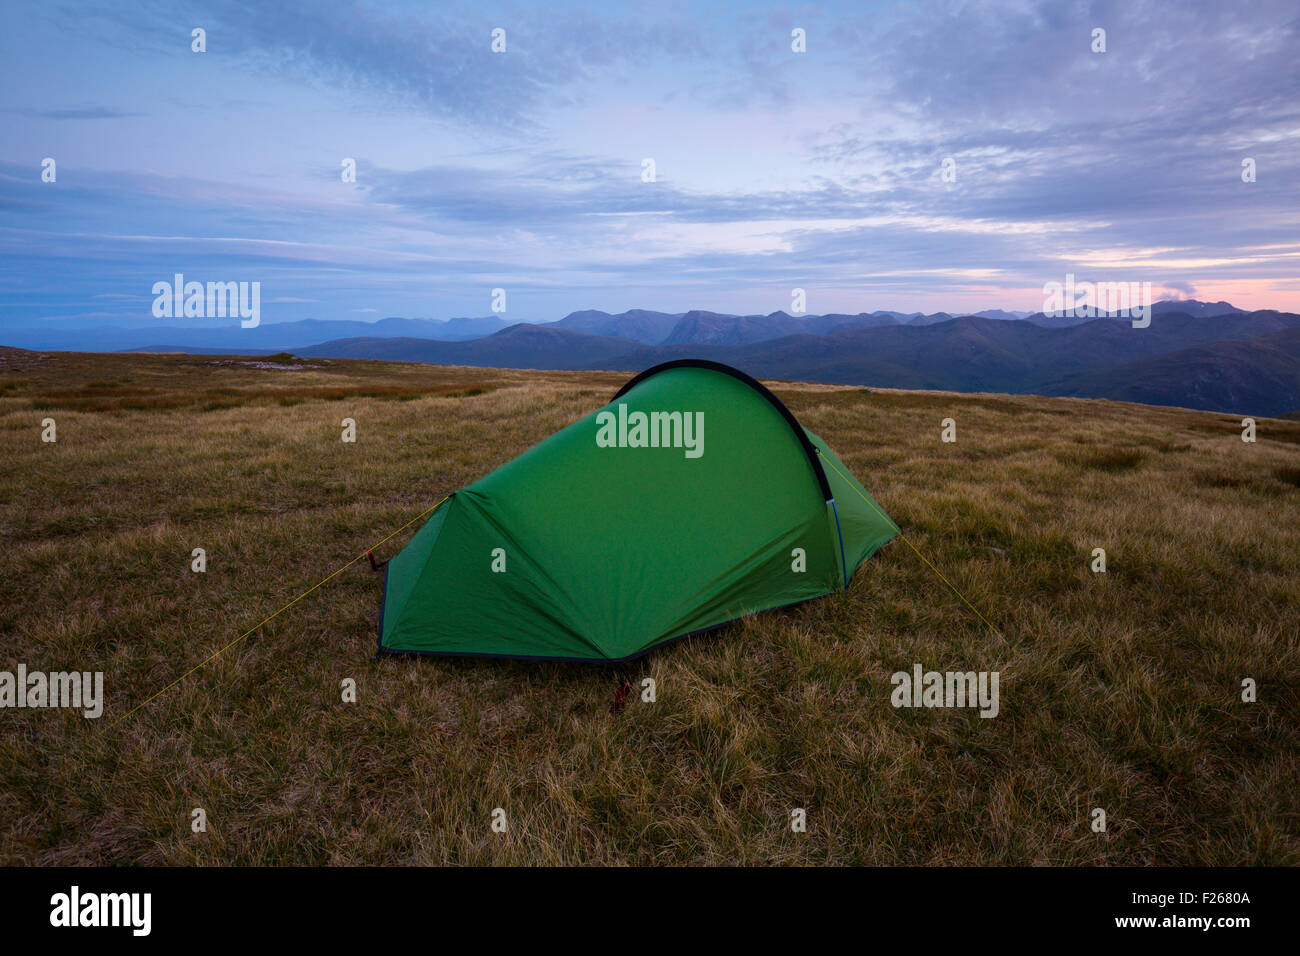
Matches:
[[1, 349, 1297, 865]]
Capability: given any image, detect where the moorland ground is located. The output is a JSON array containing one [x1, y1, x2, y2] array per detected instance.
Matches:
[[1, 347, 1297, 864]]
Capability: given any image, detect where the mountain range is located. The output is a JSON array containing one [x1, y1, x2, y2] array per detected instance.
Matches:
[[0, 305, 1051, 353], [4, 300, 1297, 417]]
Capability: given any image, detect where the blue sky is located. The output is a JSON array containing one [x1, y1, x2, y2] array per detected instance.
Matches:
[[2, 0, 1298, 328]]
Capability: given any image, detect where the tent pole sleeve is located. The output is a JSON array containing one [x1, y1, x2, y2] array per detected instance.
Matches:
[[830, 498, 849, 588], [612, 359, 834, 500]]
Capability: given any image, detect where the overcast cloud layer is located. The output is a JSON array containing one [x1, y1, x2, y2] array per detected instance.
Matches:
[[2, 0, 1298, 327]]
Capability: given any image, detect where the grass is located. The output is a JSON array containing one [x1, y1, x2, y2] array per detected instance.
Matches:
[[1, 348, 1298, 865]]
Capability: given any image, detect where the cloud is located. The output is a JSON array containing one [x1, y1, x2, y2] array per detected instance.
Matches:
[[3, 0, 1299, 319], [71, 0, 707, 131]]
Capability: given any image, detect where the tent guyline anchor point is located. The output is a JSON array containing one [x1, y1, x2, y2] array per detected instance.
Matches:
[[110, 496, 449, 727]]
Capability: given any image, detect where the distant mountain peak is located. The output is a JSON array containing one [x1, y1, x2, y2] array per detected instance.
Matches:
[[1152, 299, 1243, 318]]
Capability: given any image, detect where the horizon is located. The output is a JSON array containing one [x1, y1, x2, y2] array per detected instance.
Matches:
[[3, 0, 1298, 330], [13, 295, 1268, 332]]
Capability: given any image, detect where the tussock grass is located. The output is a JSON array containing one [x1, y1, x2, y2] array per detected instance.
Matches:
[[1055, 445, 1146, 471], [0, 353, 1297, 865]]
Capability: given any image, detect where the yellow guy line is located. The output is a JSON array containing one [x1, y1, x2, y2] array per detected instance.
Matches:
[[817, 450, 1003, 639], [110, 495, 450, 728]]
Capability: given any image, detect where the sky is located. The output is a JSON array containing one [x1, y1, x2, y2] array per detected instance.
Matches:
[[2, 0, 1298, 328]]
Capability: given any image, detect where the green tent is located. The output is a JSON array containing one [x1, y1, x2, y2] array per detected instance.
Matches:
[[378, 360, 897, 662]]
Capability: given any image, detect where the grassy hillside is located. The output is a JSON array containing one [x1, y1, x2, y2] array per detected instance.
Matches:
[[1052, 325, 1300, 417], [1, 348, 1297, 865]]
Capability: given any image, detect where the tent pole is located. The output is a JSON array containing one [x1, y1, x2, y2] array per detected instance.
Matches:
[[829, 498, 849, 589]]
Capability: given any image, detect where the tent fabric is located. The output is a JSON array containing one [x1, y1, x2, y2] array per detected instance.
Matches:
[[378, 360, 898, 662]]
